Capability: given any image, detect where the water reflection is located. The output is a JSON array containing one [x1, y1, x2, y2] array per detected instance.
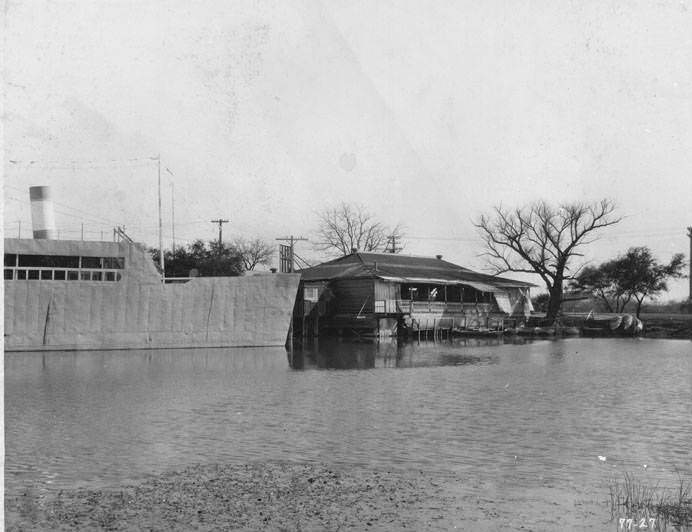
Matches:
[[289, 338, 383, 369], [288, 336, 537, 370]]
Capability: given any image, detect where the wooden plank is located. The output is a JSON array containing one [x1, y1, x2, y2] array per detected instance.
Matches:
[[332, 279, 374, 314]]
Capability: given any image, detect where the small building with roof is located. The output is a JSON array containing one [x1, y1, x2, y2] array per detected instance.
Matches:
[[293, 251, 535, 338]]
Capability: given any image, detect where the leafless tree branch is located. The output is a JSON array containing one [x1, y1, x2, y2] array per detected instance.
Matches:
[[232, 237, 275, 271], [474, 199, 621, 322], [315, 203, 404, 256]]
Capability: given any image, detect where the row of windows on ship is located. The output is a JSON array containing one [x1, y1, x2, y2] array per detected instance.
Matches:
[[4, 254, 125, 282]]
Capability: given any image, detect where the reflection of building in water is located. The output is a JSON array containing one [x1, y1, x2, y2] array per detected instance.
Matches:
[[293, 252, 534, 339], [288, 338, 404, 370], [289, 338, 377, 370], [287, 337, 520, 371]]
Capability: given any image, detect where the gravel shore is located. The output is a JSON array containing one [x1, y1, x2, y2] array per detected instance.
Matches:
[[6, 462, 474, 531]]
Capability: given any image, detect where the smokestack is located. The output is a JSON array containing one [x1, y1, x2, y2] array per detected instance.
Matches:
[[29, 186, 57, 239]]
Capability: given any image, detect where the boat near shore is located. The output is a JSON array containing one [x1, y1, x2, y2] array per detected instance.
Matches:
[[4, 237, 300, 352], [452, 328, 503, 338], [581, 314, 644, 337]]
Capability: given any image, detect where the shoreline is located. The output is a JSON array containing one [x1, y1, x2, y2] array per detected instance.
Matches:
[[6, 462, 465, 531], [640, 315, 692, 339], [552, 313, 692, 340], [5, 461, 604, 531]]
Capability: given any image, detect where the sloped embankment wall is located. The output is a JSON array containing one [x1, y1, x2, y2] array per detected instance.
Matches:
[[4, 274, 300, 351]]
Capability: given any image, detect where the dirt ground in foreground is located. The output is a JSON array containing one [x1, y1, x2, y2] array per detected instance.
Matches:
[[5, 461, 605, 531]]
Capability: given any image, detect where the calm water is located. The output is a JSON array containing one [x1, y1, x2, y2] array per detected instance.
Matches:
[[5, 337, 692, 526]]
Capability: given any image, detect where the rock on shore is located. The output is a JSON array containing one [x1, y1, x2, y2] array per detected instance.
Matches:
[[6, 461, 468, 531]]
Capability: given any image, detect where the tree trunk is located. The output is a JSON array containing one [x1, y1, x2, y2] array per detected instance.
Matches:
[[598, 289, 613, 313], [635, 296, 644, 318], [545, 284, 563, 324], [616, 293, 632, 313]]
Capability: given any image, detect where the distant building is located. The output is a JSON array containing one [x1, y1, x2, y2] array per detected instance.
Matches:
[[293, 252, 535, 338]]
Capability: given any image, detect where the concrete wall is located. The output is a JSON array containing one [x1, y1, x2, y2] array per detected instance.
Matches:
[[4, 274, 300, 351]]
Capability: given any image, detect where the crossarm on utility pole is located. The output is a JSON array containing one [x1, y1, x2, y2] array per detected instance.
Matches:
[[275, 235, 308, 272], [211, 219, 230, 248]]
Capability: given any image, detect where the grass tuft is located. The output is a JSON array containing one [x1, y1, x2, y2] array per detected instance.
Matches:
[[608, 473, 692, 531]]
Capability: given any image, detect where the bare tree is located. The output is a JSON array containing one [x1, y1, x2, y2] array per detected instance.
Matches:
[[232, 237, 275, 271], [316, 203, 404, 256], [475, 199, 621, 323]]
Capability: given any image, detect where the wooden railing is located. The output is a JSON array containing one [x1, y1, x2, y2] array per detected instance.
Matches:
[[372, 300, 494, 315]]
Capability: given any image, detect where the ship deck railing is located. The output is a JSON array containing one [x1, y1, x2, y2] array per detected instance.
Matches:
[[4, 266, 123, 282], [163, 277, 194, 284]]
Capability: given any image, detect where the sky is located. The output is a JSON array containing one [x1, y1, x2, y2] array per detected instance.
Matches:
[[3, 0, 691, 299]]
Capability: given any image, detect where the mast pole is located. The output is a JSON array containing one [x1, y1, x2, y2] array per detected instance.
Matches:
[[157, 154, 164, 279], [171, 183, 175, 254]]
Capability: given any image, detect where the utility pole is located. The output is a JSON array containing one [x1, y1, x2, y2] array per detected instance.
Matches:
[[688, 226, 692, 301], [170, 183, 175, 254], [211, 218, 230, 248], [275, 235, 308, 272], [386, 234, 401, 253]]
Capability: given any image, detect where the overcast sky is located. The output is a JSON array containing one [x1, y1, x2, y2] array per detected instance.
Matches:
[[3, 0, 691, 298]]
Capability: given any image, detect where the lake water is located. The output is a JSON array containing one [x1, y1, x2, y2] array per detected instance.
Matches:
[[5, 337, 691, 529]]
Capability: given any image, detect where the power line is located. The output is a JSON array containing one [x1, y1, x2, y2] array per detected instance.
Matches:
[[124, 220, 207, 231], [293, 252, 312, 269], [8, 161, 158, 171], [6, 156, 159, 168], [4, 191, 124, 227], [4, 197, 116, 228], [385, 234, 403, 252], [406, 235, 481, 242], [405, 229, 687, 242]]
